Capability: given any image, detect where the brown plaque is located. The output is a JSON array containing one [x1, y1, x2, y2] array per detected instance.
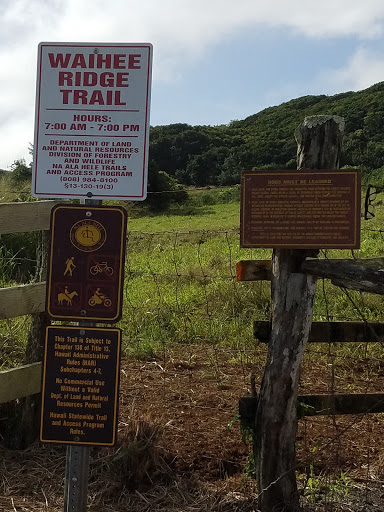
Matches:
[[47, 204, 127, 322], [40, 326, 121, 446], [240, 170, 361, 248]]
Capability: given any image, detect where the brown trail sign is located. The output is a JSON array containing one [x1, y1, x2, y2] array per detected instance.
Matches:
[[240, 169, 361, 249], [46, 204, 127, 322], [44, 202, 127, 510], [40, 326, 121, 446]]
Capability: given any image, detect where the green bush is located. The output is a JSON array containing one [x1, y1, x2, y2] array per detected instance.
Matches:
[[0, 232, 37, 283], [187, 187, 240, 207], [145, 162, 188, 211], [217, 186, 240, 203], [10, 159, 32, 184]]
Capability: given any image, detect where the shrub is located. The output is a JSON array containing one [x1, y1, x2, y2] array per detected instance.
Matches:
[[0, 232, 37, 283], [10, 159, 32, 184], [145, 162, 188, 211]]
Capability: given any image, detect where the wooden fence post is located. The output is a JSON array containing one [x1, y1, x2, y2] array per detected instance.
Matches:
[[4, 230, 50, 449], [254, 115, 345, 512]]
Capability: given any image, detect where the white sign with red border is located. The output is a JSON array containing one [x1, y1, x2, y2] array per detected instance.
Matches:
[[32, 42, 152, 200]]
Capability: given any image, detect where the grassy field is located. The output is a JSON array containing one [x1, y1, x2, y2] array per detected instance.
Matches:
[[117, 189, 384, 364], [121, 201, 271, 358], [0, 184, 383, 367]]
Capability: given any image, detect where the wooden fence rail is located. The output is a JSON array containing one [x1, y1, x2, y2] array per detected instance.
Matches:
[[239, 393, 384, 427], [0, 363, 42, 403], [237, 258, 384, 295], [0, 200, 56, 406], [0, 282, 46, 319], [254, 320, 384, 343], [0, 200, 55, 234]]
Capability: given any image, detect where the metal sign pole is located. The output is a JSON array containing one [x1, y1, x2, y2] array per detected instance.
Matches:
[[64, 443, 90, 512], [64, 197, 101, 512]]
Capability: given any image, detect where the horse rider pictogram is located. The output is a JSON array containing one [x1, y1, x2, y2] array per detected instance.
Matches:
[[57, 286, 78, 306]]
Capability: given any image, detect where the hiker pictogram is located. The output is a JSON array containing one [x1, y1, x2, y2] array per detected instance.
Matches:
[[89, 288, 112, 307], [90, 261, 114, 276], [64, 256, 76, 276], [58, 287, 78, 306]]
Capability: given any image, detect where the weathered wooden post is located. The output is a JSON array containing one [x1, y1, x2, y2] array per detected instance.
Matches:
[[254, 115, 345, 512], [5, 230, 50, 449]]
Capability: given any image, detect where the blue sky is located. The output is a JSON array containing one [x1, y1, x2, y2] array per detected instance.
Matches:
[[151, 28, 360, 126], [1, 0, 384, 169]]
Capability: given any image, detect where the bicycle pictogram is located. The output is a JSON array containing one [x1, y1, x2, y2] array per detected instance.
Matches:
[[90, 261, 114, 276]]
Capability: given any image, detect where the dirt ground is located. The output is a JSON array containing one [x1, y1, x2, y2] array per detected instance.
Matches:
[[1, 344, 384, 511]]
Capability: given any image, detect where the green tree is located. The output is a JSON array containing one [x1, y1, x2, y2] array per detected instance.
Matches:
[[145, 160, 187, 211], [11, 158, 32, 183], [147, 81, 384, 184], [186, 147, 230, 186]]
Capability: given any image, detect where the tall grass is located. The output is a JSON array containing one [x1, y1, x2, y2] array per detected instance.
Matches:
[[119, 187, 384, 361], [0, 184, 382, 366], [121, 227, 271, 357]]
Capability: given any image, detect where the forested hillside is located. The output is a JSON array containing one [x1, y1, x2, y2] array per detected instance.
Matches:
[[4, 83, 384, 193], [149, 82, 384, 186]]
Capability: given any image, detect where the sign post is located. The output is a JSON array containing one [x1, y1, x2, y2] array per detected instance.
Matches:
[[32, 42, 152, 201], [61, 197, 102, 512], [34, 41, 152, 512], [64, 444, 90, 512]]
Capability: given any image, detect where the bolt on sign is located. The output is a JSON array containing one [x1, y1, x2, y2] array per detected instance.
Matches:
[[47, 204, 127, 322], [240, 169, 361, 249], [32, 42, 152, 200], [40, 326, 121, 446]]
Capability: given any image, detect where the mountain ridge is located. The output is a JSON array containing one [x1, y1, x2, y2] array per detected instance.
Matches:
[[151, 82, 384, 186]]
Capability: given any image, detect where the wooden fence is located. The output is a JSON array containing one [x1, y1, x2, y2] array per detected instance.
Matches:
[[237, 115, 384, 512], [237, 258, 384, 418], [1, 193, 383, 512], [1, 201, 383, 407], [0, 200, 56, 404]]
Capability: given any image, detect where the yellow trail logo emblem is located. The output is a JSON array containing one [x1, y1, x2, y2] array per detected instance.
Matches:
[[70, 219, 106, 252]]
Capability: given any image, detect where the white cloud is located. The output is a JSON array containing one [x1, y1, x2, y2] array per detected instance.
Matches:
[[4, 0, 384, 80], [325, 47, 384, 92], [2, 0, 384, 167], [50, 0, 384, 43]]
